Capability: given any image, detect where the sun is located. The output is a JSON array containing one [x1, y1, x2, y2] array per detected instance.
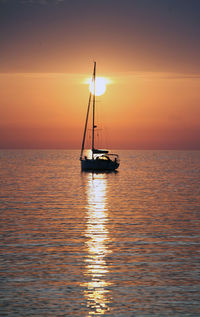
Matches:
[[89, 77, 108, 96]]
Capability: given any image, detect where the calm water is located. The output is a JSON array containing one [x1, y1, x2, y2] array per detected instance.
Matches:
[[0, 150, 200, 316]]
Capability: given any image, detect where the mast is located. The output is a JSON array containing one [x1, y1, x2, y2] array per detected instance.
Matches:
[[80, 92, 92, 160], [80, 61, 96, 160], [92, 61, 96, 159]]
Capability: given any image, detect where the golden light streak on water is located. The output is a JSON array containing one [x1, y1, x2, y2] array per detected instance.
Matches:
[[83, 173, 111, 315]]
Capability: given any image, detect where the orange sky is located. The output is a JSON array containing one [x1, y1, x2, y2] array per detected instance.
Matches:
[[0, 0, 200, 149], [0, 70, 199, 149]]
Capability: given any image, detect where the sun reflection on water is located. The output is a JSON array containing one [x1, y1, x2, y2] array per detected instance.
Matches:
[[83, 173, 111, 315]]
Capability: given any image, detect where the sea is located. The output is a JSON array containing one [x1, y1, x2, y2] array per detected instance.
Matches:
[[0, 150, 200, 316]]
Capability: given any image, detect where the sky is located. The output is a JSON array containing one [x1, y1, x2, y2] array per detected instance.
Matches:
[[0, 0, 200, 149]]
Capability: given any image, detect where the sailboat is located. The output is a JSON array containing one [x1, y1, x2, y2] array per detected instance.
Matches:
[[80, 62, 120, 171]]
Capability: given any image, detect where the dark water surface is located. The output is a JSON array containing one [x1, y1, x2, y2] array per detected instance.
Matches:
[[0, 150, 200, 316]]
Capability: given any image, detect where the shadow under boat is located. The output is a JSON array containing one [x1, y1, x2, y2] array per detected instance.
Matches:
[[81, 168, 119, 174]]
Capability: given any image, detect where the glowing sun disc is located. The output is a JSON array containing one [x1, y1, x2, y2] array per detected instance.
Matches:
[[89, 77, 107, 96]]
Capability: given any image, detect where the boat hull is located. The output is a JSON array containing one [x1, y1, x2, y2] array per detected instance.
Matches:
[[81, 158, 119, 171]]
